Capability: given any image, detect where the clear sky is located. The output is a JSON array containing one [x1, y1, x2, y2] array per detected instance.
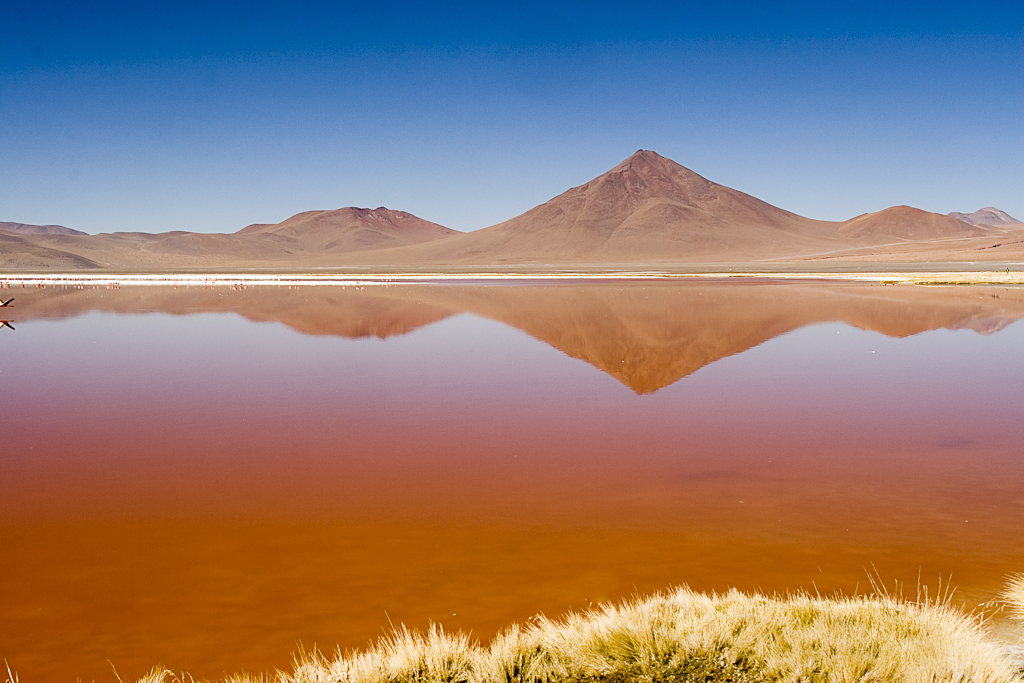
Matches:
[[1, 1, 1021, 234]]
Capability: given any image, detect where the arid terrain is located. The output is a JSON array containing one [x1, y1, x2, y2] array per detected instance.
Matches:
[[2, 151, 1022, 272]]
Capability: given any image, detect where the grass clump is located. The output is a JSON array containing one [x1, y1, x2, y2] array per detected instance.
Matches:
[[124, 586, 1022, 683], [1005, 576, 1024, 624]]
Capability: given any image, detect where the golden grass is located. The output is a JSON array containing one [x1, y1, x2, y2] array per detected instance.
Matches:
[[126, 586, 1021, 683], [1005, 576, 1024, 623]]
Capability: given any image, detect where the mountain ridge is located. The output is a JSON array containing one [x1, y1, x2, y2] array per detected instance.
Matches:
[[0, 221, 87, 236], [3, 150, 1022, 269], [324, 150, 995, 266], [237, 206, 458, 253]]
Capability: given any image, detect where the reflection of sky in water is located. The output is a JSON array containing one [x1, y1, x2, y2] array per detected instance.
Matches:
[[688, 320, 1024, 445], [3, 310, 1023, 489], [3, 309, 1023, 492], [1, 310, 616, 429], [2, 302, 1024, 682]]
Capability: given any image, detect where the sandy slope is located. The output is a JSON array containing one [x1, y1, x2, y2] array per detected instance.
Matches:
[[0, 232, 100, 269]]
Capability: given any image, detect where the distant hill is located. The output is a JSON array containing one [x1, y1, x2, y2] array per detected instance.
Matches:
[[0, 232, 100, 269], [0, 207, 456, 270], [3, 153, 1023, 270], [237, 206, 458, 253], [0, 221, 87, 236], [838, 206, 986, 240], [947, 207, 1022, 227]]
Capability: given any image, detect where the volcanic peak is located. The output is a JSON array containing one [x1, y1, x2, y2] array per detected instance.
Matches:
[[839, 205, 986, 240], [948, 207, 1023, 227]]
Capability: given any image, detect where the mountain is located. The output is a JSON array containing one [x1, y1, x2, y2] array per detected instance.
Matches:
[[237, 207, 458, 253], [0, 207, 456, 269], [3, 152, 1023, 270], [364, 150, 844, 265], [338, 150, 1014, 267], [0, 221, 87, 236], [947, 207, 1023, 227], [838, 206, 987, 240], [0, 232, 100, 269]]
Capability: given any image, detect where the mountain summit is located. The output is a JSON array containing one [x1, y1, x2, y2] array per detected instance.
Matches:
[[947, 207, 1022, 227], [384, 149, 843, 264], [4, 151, 1024, 269], [840, 206, 986, 240]]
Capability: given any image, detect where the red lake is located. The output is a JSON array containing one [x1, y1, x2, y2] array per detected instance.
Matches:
[[2, 281, 1023, 681]]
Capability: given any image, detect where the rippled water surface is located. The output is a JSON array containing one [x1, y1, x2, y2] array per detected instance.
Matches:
[[2, 281, 1024, 681]]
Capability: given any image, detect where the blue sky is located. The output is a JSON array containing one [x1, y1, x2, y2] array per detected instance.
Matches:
[[1, 1, 1021, 234]]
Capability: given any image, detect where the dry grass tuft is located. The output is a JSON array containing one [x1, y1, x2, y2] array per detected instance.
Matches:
[[8, 586, 1015, 683], [157, 587, 1022, 683], [277, 625, 476, 683], [1004, 576, 1024, 624], [125, 666, 201, 683]]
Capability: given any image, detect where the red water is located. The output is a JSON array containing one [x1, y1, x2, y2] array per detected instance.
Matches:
[[2, 284, 1023, 681]]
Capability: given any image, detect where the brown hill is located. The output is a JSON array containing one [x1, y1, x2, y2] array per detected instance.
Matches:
[[359, 150, 845, 265], [238, 207, 458, 253], [0, 221, 86, 236], [948, 207, 1023, 227], [0, 232, 100, 269], [334, 151, 1023, 267], [1, 230, 301, 270], [838, 206, 988, 241], [3, 152, 1022, 270], [0, 207, 456, 270]]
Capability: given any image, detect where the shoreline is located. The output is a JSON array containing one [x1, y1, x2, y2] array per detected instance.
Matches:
[[3, 270, 1024, 287]]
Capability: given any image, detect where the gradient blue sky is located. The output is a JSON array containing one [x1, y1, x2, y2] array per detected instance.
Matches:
[[2, 1, 1021, 234]]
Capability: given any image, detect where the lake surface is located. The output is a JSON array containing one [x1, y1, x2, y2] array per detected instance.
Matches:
[[2, 280, 1024, 681]]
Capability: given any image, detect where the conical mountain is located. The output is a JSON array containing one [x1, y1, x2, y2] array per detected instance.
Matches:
[[363, 150, 842, 265], [6, 151, 1023, 269], [947, 207, 1023, 227]]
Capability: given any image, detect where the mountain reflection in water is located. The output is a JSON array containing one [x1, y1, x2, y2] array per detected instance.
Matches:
[[3, 281, 1024, 682], [13, 280, 1024, 392]]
